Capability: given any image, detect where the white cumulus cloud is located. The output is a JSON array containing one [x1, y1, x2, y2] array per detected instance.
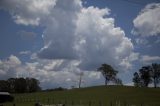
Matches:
[[0, 55, 21, 79], [140, 55, 160, 65], [0, 55, 103, 88], [133, 3, 160, 36], [75, 6, 135, 70], [0, 0, 57, 26]]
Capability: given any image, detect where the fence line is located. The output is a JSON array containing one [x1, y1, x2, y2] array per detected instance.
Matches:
[[1, 98, 148, 106]]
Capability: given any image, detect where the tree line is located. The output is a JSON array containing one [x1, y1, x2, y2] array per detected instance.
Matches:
[[97, 63, 160, 88], [133, 63, 160, 88], [1, 63, 159, 94], [0, 77, 41, 93]]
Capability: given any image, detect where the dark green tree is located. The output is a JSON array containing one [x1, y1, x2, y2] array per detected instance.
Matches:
[[14, 78, 27, 93], [133, 63, 160, 87], [97, 64, 118, 85], [7, 78, 16, 93], [26, 78, 41, 92], [0, 80, 9, 92], [133, 72, 141, 87], [139, 66, 152, 87], [0, 77, 41, 93], [150, 63, 160, 88]]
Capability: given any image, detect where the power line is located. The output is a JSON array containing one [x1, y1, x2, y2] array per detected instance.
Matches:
[[120, 0, 160, 5], [118, 0, 146, 6]]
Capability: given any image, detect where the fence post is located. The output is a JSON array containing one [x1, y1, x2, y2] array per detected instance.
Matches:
[[99, 101, 102, 106], [64, 99, 67, 105], [72, 100, 74, 106], [124, 101, 126, 106], [89, 101, 91, 106], [110, 101, 112, 106], [79, 100, 81, 105], [52, 98, 54, 104], [48, 98, 50, 104]]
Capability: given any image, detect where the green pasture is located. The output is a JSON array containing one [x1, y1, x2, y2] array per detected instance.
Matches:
[[3, 85, 160, 106]]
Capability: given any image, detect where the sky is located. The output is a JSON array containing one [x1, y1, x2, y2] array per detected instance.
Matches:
[[0, 0, 160, 89]]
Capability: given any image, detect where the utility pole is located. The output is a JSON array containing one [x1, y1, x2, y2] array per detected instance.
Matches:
[[78, 72, 84, 88]]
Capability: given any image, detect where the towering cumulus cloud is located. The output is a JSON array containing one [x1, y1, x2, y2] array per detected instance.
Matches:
[[75, 7, 135, 70], [0, 0, 136, 70], [0, 0, 137, 87], [38, 0, 82, 60]]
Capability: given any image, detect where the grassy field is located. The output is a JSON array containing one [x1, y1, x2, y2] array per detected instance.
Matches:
[[3, 85, 160, 106]]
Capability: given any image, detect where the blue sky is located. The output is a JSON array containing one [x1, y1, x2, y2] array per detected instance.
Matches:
[[0, 0, 160, 89]]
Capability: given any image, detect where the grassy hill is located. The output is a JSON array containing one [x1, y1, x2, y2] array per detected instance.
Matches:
[[4, 85, 160, 106]]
